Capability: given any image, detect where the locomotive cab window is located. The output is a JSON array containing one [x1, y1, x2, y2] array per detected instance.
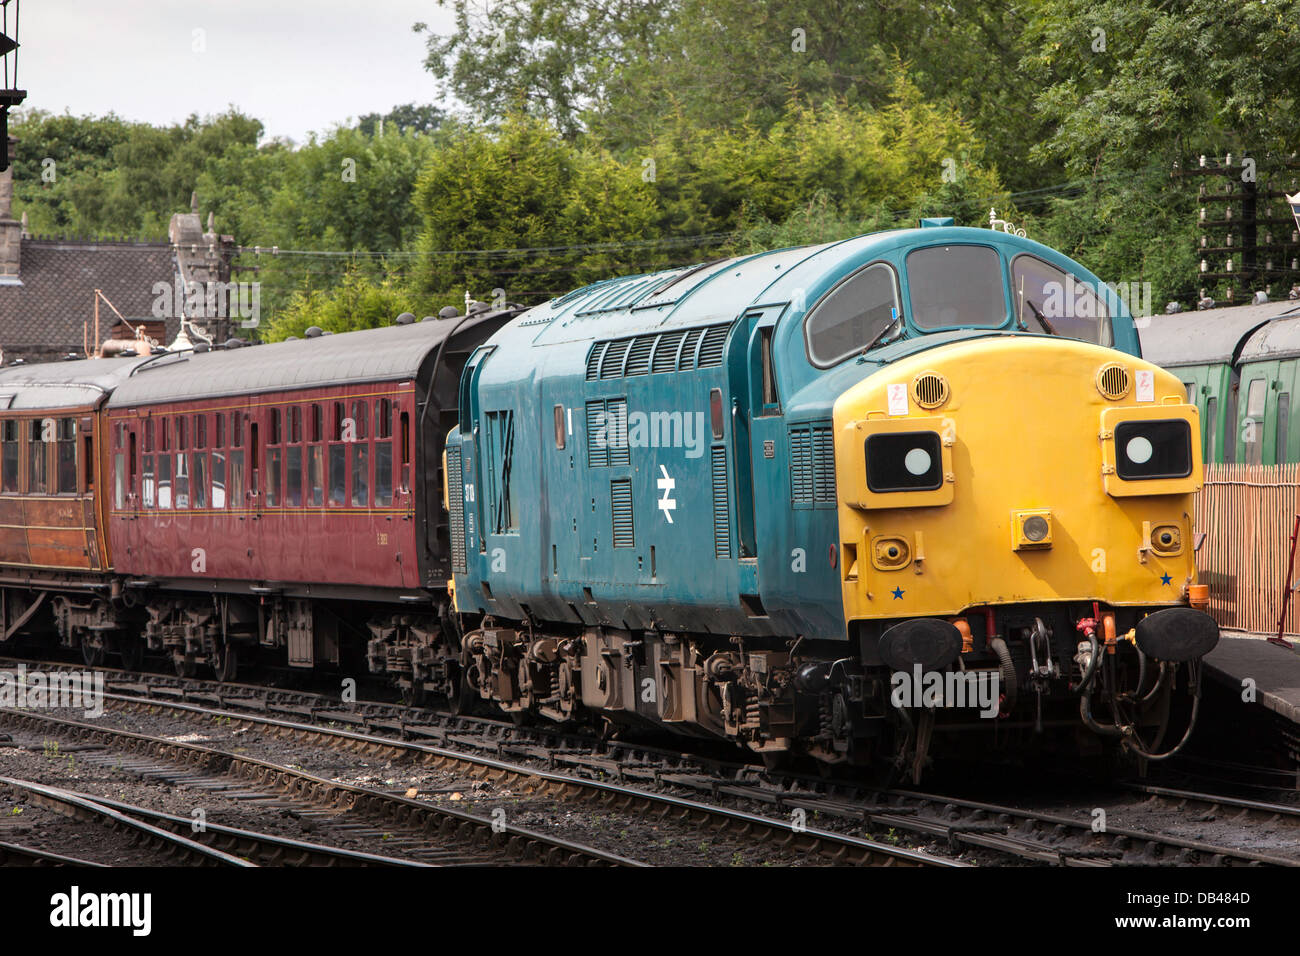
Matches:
[[1009, 253, 1113, 346], [907, 244, 1006, 329], [804, 262, 900, 367]]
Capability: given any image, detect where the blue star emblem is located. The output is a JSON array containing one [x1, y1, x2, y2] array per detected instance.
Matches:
[[891, 587, 905, 600], [1160, 573, 1172, 585]]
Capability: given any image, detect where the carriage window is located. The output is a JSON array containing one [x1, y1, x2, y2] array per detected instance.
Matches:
[[231, 412, 243, 447], [192, 452, 208, 509], [229, 449, 245, 507], [113, 452, 125, 509], [804, 262, 900, 367], [62, 419, 84, 493], [177, 417, 187, 451], [270, 408, 282, 445], [908, 244, 1006, 329], [351, 402, 368, 440], [308, 445, 325, 507], [351, 444, 369, 506], [157, 454, 173, 508], [377, 399, 392, 439], [310, 404, 322, 444], [286, 446, 304, 507], [144, 419, 155, 453], [195, 415, 206, 449], [375, 441, 393, 507], [28, 420, 47, 493], [1278, 393, 1291, 462], [332, 402, 345, 442], [161, 418, 170, 452], [1246, 379, 1267, 466], [2, 420, 18, 492], [266, 447, 282, 507], [290, 406, 302, 444], [174, 453, 190, 508], [212, 451, 227, 508], [1010, 253, 1112, 346], [143, 455, 155, 507], [328, 445, 346, 506], [215, 414, 225, 449], [400, 411, 410, 491]]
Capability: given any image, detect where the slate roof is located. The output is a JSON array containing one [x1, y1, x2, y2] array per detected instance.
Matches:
[[0, 238, 180, 358]]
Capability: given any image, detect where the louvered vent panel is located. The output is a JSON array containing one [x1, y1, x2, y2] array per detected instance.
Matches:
[[586, 401, 608, 468], [607, 399, 630, 466], [678, 329, 703, 370], [812, 425, 836, 503], [611, 479, 634, 548], [447, 445, 466, 572], [696, 325, 728, 368], [711, 445, 731, 558], [652, 332, 685, 373], [600, 338, 630, 379], [789, 427, 813, 503], [624, 336, 655, 376], [585, 342, 607, 381]]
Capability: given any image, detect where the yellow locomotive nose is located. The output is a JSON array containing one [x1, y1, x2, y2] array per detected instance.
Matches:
[[832, 336, 1203, 624]]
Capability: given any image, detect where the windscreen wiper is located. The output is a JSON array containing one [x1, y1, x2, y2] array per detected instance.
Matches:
[[861, 308, 905, 355]]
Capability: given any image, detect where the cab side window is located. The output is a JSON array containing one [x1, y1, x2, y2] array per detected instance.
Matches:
[[804, 262, 900, 368]]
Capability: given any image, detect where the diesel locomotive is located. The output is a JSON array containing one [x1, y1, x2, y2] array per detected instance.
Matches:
[[0, 224, 1220, 778]]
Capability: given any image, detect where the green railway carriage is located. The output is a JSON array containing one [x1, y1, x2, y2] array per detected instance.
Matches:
[[1139, 301, 1300, 463]]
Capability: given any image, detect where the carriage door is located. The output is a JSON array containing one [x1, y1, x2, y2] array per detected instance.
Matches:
[[731, 310, 781, 561]]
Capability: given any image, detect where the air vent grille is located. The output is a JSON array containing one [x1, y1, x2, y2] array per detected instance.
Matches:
[[1097, 363, 1131, 401], [790, 422, 836, 507], [611, 479, 634, 548], [712, 445, 731, 558], [447, 446, 466, 573], [911, 371, 950, 409]]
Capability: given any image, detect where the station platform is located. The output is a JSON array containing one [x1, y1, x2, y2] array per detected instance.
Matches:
[[1205, 632, 1300, 725]]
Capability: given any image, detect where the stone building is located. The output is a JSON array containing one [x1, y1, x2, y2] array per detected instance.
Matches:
[[0, 136, 238, 365]]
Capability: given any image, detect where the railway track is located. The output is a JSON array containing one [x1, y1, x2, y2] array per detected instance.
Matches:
[[0, 775, 254, 867], [0, 709, 643, 867], [4, 655, 1296, 866], [0, 839, 107, 867]]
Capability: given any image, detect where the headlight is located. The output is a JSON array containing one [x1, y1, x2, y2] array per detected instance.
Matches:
[[1114, 419, 1192, 480], [865, 431, 943, 493]]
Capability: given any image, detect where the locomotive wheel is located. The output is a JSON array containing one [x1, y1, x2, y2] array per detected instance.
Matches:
[[117, 636, 145, 673], [211, 642, 238, 683], [80, 641, 105, 667]]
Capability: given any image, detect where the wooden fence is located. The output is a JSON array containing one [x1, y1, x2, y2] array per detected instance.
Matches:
[[1195, 463, 1300, 635]]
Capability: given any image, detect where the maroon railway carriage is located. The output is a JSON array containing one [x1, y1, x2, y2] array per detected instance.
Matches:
[[102, 311, 515, 688], [0, 357, 153, 664]]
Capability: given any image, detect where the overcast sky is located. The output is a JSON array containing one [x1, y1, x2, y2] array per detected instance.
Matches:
[[14, 1, 458, 142]]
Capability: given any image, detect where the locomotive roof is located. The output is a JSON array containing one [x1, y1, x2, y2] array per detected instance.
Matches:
[[0, 355, 156, 410], [1239, 308, 1300, 363], [105, 313, 504, 407], [1137, 300, 1300, 368], [503, 227, 1130, 349]]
